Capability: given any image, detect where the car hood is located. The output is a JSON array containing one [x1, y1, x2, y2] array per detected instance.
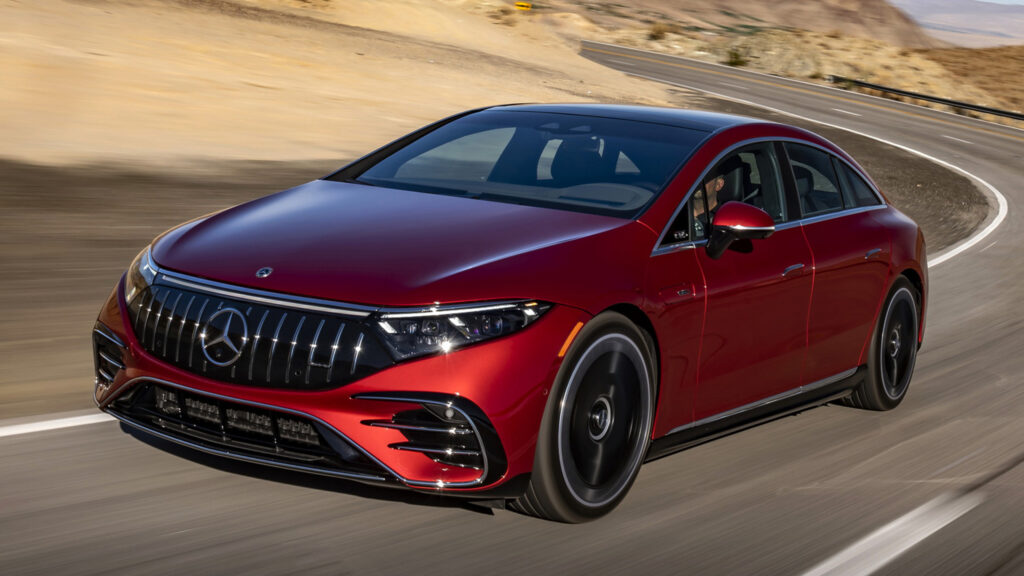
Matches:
[[152, 180, 649, 308]]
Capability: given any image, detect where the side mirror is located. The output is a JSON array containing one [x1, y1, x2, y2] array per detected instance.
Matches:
[[706, 201, 775, 259]]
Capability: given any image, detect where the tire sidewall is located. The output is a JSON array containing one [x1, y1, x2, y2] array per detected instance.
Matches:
[[866, 278, 920, 410], [530, 312, 656, 522]]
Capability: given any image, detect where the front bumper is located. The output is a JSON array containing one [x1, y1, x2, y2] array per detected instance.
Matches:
[[94, 277, 588, 493]]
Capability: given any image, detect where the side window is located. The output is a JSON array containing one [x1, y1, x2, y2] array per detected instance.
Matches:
[[395, 127, 515, 181], [699, 143, 787, 224], [785, 143, 843, 216], [836, 160, 882, 207], [660, 143, 786, 248]]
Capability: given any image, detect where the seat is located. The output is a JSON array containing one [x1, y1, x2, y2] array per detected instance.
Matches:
[[550, 138, 606, 187], [793, 165, 818, 214]]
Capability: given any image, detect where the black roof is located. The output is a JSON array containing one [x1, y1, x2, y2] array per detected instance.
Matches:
[[489, 103, 761, 132]]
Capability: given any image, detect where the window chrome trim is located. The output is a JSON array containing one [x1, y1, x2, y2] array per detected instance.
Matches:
[[651, 135, 887, 257], [666, 367, 858, 436], [158, 270, 376, 318]]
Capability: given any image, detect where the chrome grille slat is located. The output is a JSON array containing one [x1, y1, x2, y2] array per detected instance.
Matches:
[[368, 421, 473, 435], [98, 350, 125, 370], [325, 324, 345, 383], [248, 310, 270, 381], [267, 313, 288, 383], [126, 284, 392, 391], [162, 292, 183, 357], [284, 316, 306, 385], [305, 319, 326, 386], [175, 295, 196, 363], [188, 299, 210, 368]]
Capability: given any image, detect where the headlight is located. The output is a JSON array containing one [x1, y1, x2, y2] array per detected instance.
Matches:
[[374, 300, 552, 360], [123, 246, 159, 305]]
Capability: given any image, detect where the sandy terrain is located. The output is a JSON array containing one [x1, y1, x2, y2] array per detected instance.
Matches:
[[0, 0, 675, 165]]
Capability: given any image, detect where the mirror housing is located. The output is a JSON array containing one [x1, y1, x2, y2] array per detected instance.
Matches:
[[706, 201, 776, 259]]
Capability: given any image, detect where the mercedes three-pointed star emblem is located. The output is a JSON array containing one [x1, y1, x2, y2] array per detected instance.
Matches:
[[201, 308, 249, 367]]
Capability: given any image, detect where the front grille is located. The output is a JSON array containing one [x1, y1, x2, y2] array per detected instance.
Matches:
[[125, 280, 393, 390], [109, 381, 389, 480]]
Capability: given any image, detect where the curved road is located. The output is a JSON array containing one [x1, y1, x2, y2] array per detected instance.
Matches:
[[3, 42, 1024, 576]]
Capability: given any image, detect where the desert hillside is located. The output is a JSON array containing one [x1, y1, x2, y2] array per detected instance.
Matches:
[[892, 0, 1024, 47], [0, 0, 676, 165]]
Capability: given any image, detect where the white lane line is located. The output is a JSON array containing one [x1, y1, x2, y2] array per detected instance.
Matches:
[[623, 72, 1009, 268], [608, 58, 636, 67], [0, 413, 114, 438], [981, 240, 998, 252], [720, 81, 750, 91], [942, 134, 973, 145], [832, 107, 862, 117], [800, 492, 985, 576]]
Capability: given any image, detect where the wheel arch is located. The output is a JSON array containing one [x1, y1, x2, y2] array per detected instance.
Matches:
[[603, 303, 661, 401]]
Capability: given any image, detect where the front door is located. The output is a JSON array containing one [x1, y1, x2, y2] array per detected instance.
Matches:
[[691, 143, 813, 421]]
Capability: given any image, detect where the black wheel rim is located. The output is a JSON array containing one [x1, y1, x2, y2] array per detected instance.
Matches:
[[558, 333, 652, 508], [880, 287, 918, 400]]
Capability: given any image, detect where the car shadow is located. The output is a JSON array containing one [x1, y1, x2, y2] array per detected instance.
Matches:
[[121, 423, 502, 517]]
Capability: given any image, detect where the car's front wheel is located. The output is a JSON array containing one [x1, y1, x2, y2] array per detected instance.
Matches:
[[513, 312, 655, 522]]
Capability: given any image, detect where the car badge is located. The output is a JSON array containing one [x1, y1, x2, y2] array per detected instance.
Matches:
[[201, 308, 249, 367], [255, 267, 273, 278]]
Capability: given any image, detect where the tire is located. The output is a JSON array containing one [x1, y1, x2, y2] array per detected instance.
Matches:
[[844, 277, 920, 411], [512, 312, 656, 522]]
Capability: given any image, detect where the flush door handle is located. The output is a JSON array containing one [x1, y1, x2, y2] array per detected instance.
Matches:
[[782, 263, 805, 277]]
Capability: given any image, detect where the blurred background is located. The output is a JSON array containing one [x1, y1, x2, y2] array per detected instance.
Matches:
[[2, 1, 1023, 574], [3, 0, 1020, 420]]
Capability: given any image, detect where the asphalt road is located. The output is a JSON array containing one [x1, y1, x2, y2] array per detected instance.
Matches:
[[3, 42, 1024, 575]]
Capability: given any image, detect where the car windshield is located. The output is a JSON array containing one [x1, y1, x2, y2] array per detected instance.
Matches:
[[336, 110, 708, 218]]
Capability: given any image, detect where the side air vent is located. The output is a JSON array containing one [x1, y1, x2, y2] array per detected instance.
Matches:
[[93, 323, 127, 393]]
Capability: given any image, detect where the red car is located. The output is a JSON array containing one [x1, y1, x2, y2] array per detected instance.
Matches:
[[93, 104, 926, 522]]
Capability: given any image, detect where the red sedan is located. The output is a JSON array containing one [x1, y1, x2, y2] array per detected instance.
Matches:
[[93, 104, 926, 522]]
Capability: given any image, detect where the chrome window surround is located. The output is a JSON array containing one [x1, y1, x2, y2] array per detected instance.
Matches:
[[651, 136, 887, 257], [666, 367, 858, 436], [102, 377, 487, 489]]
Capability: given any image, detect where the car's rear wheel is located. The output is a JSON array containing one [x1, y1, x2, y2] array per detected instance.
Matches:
[[513, 312, 655, 522], [844, 277, 920, 411]]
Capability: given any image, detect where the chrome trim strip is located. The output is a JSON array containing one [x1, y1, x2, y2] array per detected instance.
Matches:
[[162, 292, 183, 356], [150, 290, 169, 350], [306, 319, 326, 385], [98, 368, 115, 382], [651, 136, 888, 257], [248, 310, 269, 381], [98, 350, 125, 370], [104, 377, 402, 485], [354, 393, 490, 488], [175, 295, 196, 363], [284, 316, 306, 385], [325, 323, 345, 383], [368, 421, 474, 435], [667, 367, 858, 436], [350, 332, 364, 376], [391, 444, 481, 457], [158, 271, 374, 317], [266, 313, 287, 383], [188, 299, 209, 369], [93, 327, 126, 349], [377, 300, 527, 319]]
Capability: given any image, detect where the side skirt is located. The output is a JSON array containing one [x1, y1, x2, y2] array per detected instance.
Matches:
[[645, 366, 864, 462]]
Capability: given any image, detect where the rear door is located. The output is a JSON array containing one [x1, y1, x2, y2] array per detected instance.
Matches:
[[783, 143, 891, 385], [691, 143, 814, 421]]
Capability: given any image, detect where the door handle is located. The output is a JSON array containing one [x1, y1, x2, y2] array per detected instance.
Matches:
[[865, 248, 883, 260], [782, 263, 805, 277]]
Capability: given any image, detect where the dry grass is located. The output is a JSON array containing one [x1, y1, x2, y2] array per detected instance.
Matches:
[[921, 45, 1024, 113]]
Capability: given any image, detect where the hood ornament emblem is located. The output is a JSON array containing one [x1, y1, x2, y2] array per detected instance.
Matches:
[[255, 267, 273, 278]]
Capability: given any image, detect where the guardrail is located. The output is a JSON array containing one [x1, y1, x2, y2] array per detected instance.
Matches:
[[827, 75, 1024, 122]]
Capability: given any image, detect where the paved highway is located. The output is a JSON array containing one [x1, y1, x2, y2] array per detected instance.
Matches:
[[2, 41, 1023, 576]]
